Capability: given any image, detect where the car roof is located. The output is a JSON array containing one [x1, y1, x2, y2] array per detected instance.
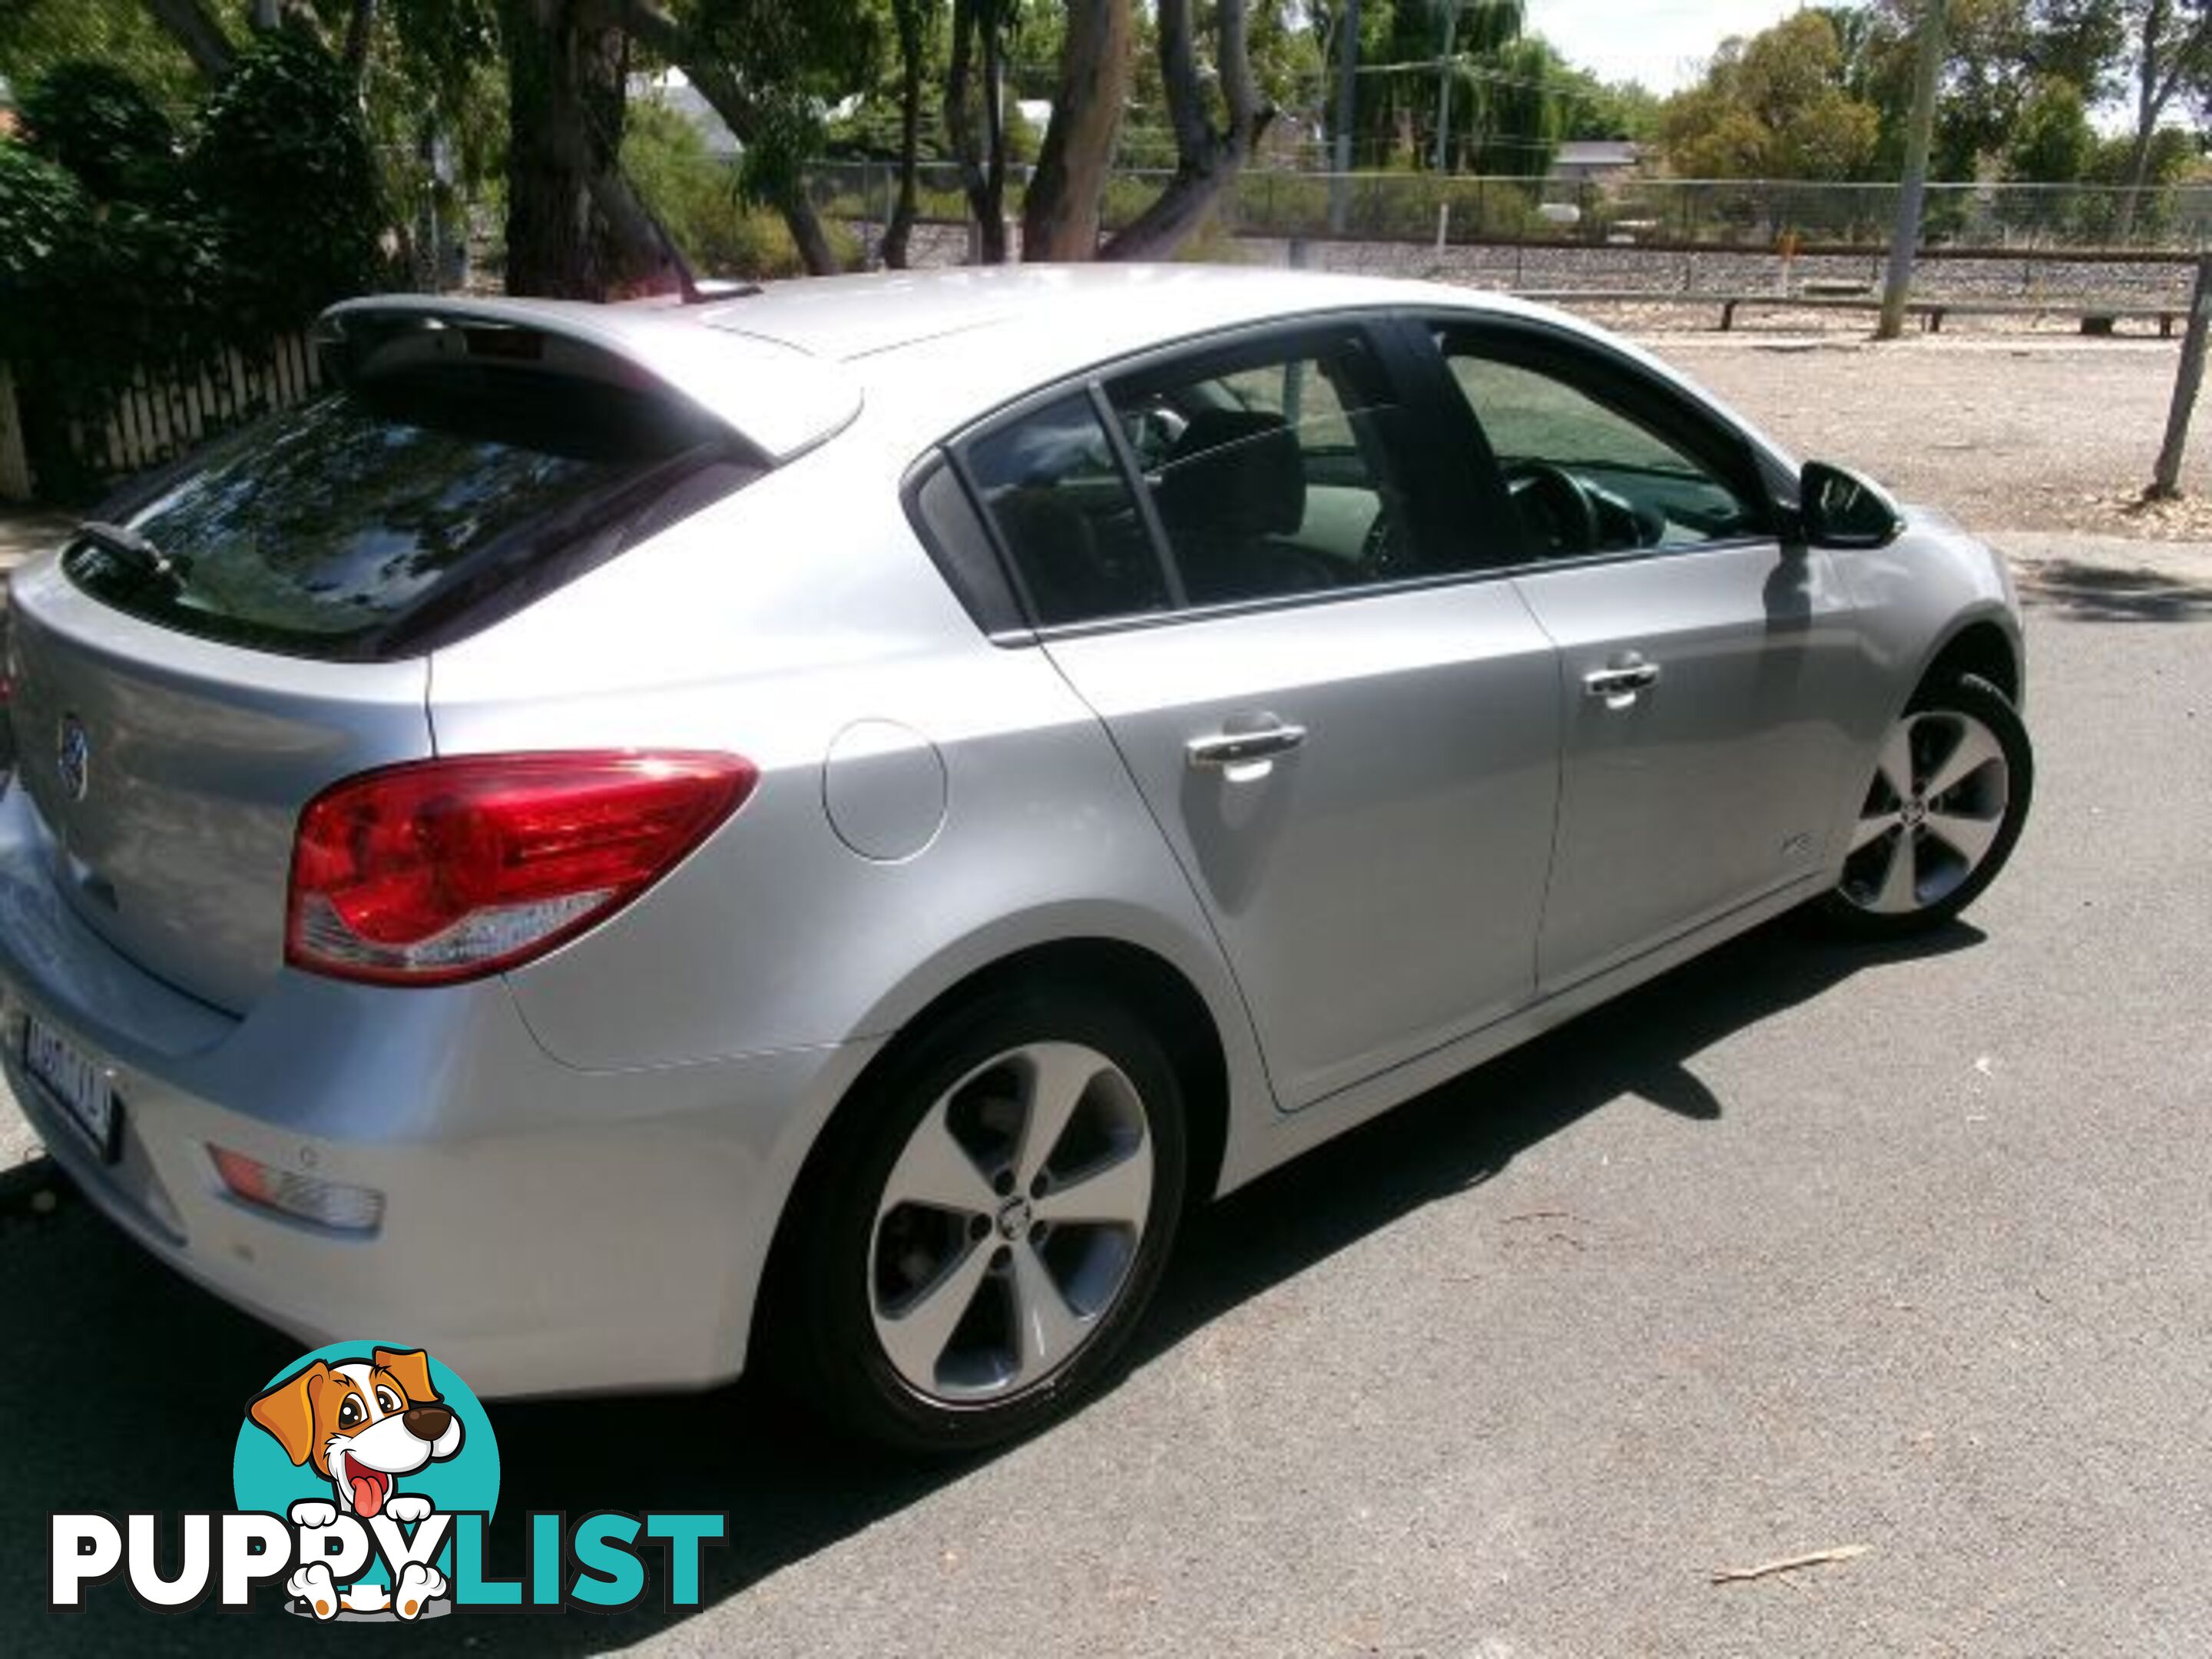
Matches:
[[693, 264, 1541, 409], [324, 269, 1787, 474], [694, 263, 1462, 361], [699, 263, 1604, 445]]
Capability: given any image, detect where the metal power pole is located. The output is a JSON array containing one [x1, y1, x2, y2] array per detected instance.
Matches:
[[1330, 0, 1363, 234], [2151, 255, 2212, 498], [1879, 0, 1947, 339]]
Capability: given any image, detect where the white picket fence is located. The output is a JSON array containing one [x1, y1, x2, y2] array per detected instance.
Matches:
[[0, 334, 323, 502]]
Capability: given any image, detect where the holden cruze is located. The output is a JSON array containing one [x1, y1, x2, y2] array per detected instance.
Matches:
[[0, 266, 2032, 1450]]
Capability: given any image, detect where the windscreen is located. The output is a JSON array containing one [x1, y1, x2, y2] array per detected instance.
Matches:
[[64, 341, 758, 661]]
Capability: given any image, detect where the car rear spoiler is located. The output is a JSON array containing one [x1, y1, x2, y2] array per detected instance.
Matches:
[[316, 295, 863, 465]]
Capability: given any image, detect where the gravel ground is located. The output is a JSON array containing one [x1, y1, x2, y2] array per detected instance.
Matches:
[[1637, 333, 2210, 539]]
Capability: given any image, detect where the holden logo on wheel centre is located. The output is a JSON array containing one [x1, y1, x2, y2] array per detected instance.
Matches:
[[55, 714, 90, 802], [48, 1341, 727, 1619]]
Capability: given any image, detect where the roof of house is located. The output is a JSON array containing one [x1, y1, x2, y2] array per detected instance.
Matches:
[[1551, 141, 1642, 168]]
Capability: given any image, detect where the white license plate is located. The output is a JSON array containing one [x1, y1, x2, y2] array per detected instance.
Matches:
[[25, 1015, 118, 1161]]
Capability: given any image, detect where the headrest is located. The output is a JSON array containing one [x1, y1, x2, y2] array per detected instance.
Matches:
[[1155, 409, 1305, 540]]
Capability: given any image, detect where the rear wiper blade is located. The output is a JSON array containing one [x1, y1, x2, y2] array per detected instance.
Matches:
[[73, 521, 185, 589]]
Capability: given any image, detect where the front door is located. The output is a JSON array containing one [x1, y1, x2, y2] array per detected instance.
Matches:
[[1429, 323, 1866, 991]]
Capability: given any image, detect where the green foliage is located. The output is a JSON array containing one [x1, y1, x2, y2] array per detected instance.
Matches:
[[1659, 12, 1883, 180], [624, 96, 857, 276], [690, 0, 884, 207], [18, 60, 178, 201], [190, 32, 385, 331], [1840, 1, 2130, 178], [0, 0, 203, 108], [374, 0, 511, 212], [824, 94, 945, 162], [0, 140, 92, 345], [2087, 124, 2203, 187], [1549, 62, 1662, 144], [4, 35, 386, 495], [2005, 75, 2095, 180], [1458, 34, 1566, 178]]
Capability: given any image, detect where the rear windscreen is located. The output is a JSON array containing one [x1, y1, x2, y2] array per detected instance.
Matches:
[[64, 359, 760, 661]]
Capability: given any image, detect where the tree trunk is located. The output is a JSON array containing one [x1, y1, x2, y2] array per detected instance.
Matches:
[[143, 0, 236, 80], [883, 0, 929, 270], [343, 0, 379, 78], [948, 0, 1010, 263], [773, 184, 840, 273], [499, 0, 674, 299], [2117, 0, 2168, 241], [250, 0, 321, 31], [2116, 125, 2157, 242], [2114, 0, 2212, 243], [1022, 0, 1132, 260], [595, 0, 843, 276], [1101, 0, 1270, 261]]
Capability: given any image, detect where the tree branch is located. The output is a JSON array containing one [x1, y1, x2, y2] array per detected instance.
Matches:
[[1154, 0, 1217, 166], [1100, 0, 1272, 260], [343, 0, 379, 78], [588, 0, 841, 274], [143, 0, 237, 81]]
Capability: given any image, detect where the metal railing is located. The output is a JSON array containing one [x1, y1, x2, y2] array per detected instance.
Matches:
[[806, 161, 2212, 255]]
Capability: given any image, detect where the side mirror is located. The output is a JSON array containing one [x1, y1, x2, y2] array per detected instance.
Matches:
[[1793, 461, 1903, 549]]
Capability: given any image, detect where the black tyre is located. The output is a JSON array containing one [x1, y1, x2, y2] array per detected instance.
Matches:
[[767, 984, 1187, 1454], [1813, 671, 2033, 939]]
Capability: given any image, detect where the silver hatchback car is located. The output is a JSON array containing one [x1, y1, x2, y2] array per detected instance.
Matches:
[[0, 267, 2031, 1450]]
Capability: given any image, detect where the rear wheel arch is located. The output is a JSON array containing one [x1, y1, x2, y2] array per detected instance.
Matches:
[[750, 936, 1231, 1364]]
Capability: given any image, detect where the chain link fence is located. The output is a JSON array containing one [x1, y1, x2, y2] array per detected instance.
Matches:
[[807, 161, 2212, 255]]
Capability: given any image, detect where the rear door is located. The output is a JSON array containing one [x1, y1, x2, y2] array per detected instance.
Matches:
[[954, 319, 1561, 1110], [1422, 320, 1865, 992]]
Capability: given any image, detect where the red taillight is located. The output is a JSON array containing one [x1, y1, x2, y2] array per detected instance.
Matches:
[[286, 751, 756, 986]]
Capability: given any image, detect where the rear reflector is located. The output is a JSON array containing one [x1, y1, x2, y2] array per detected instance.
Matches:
[[210, 1145, 386, 1233], [286, 751, 755, 986]]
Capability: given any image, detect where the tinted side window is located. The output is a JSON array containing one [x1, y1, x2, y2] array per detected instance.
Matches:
[[1109, 340, 1425, 605], [965, 396, 1168, 628], [1441, 344, 1766, 559], [906, 455, 1026, 636]]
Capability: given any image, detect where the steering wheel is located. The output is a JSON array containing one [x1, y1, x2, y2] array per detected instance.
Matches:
[[1502, 462, 1602, 559], [1357, 502, 1413, 581]]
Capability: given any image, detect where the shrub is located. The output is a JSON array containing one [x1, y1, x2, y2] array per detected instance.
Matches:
[[16, 61, 177, 204], [4, 39, 386, 498], [190, 33, 385, 333], [0, 141, 93, 363], [625, 98, 859, 278]]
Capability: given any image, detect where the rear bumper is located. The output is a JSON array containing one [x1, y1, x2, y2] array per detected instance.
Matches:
[[0, 781, 879, 1397]]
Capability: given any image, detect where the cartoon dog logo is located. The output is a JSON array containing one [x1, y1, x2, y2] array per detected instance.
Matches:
[[247, 1346, 462, 1620]]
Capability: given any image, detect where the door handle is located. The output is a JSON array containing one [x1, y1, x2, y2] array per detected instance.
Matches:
[[1582, 655, 1661, 704], [1186, 722, 1308, 770]]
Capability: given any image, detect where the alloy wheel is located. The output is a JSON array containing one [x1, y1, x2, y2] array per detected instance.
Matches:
[[1836, 707, 2012, 916], [868, 1041, 1155, 1404]]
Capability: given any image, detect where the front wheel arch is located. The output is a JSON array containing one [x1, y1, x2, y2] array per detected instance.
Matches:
[[1916, 615, 2022, 709]]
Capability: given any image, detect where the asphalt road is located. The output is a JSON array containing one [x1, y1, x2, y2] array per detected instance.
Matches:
[[2, 579, 2208, 1654]]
